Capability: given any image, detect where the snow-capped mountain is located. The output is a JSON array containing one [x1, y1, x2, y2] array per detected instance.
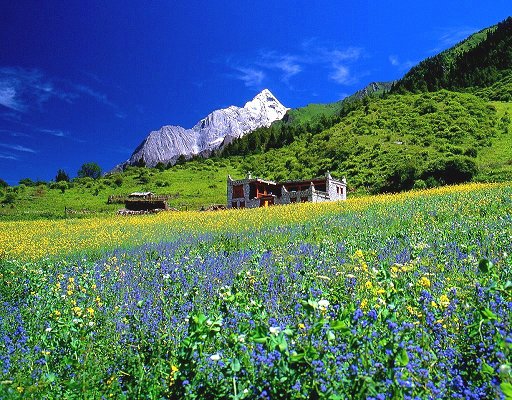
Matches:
[[115, 89, 287, 169]]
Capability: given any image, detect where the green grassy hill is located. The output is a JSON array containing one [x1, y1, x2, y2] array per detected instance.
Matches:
[[0, 158, 244, 220], [238, 91, 509, 192]]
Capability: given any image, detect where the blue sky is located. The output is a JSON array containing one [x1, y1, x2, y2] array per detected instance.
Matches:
[[0, 1, 510, 185]]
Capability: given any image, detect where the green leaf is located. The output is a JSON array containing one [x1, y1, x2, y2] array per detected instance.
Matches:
[[481, 362, 494, 375], [290, 352, 305, 362], [500, 382, 512, 399], [330, 320, 350, 332], [481, 308, 497, 320], [231, 358, 241, 372], [395, 348, 409, 367], [283, 328, 293, 336], [478, 258, 492, 274], [277, 338, 288, 352]]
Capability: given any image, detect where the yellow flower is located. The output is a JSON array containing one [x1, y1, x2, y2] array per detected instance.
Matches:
[[86, 307, 95, 317], [72, 306, 82, 317], [439, 294, 450, 308], [52, 310, 61, 318], [419, 276, 431, 288], [431, 301, 438, 308], [360, 299, 368, 310], [298, 323, 306, 329], [16, 386, 24, 393], [365, 281, 373, 290]]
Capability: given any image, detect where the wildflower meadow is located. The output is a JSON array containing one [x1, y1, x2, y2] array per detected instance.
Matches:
[[0, 183, 511, 399]]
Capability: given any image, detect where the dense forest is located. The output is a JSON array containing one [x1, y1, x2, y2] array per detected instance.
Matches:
[[393, 17, 512, 94]]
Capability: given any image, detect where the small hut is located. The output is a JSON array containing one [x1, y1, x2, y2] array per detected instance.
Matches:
[[124, 192, 169, 211]]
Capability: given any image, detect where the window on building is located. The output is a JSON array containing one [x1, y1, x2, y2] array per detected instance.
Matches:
[[232, 185, 244, 198], [240, 201, 245, 208], [232, 201, 237, 208]]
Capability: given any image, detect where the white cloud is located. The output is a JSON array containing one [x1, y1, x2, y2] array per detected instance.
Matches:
[[40, 129, 67, 137], [0, 143, 36, 153], [258, 52, 302, 84], [234, 66, 266, 88], [0, 153, 18, 160], [438, 27, 477, 48], [227, 41, 364, 88], [330, 65, 356, 85], [0, 85, 23, 112], [388, 55, 416, 71], [0, 66, 120, 116]]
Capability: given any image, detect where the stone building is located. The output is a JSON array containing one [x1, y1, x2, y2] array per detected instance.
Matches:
[[227, 172, 346, 209]]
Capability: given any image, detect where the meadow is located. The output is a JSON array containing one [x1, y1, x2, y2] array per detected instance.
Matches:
[[0, 183, 511, 399]]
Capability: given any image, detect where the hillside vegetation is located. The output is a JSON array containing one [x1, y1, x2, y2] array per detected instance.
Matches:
[[237, 91, 505, 193], [393, 17, 512, 93]]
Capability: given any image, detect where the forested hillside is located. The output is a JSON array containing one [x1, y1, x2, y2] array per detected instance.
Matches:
[[393, 17, 512, 94], [237, 91, 503, 193]]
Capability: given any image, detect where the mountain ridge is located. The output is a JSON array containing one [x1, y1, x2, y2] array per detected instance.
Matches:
[[114, 89, 287, 171]]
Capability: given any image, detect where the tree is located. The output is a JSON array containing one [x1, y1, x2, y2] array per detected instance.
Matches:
[[0, 178, 8, 188], [19, 177, 34, 186], [77, 162, 102, 180], [55, 169, 70, 182], [57, 181, 69, 194]]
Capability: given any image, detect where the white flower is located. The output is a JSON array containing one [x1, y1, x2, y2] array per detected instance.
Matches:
[[210, 353, 221, 361], [238, 334, 246, 343], [88, 321, 95, 327], [318, 299, 330, 311], [45, 327, 52, 333], [72, 318, 80, 324], [269, 326, 281, 335], [499, 364, 511, 376], [163, 273, 170, 280]]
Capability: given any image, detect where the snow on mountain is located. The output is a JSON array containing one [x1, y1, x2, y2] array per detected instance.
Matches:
[[115, 89, 287, 169]]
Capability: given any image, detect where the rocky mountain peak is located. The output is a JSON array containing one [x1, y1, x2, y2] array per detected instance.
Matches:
[[113, 89, 288, 170]]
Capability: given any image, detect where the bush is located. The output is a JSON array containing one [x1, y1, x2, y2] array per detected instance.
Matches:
[[422, 156, 478, 185], [2, 192, 16, 204], [113, 176, 124, 187]]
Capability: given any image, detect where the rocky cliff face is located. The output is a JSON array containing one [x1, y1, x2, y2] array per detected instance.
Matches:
[[116, 89, 287, 169]]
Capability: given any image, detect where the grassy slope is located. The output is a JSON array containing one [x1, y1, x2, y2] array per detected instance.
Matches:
[[241, 90, 505, 191], [477, 101, 512, 180], [0, 158, 244, 220]]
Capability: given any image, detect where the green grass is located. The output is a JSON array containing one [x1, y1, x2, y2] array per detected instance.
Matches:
[[477, 101, 512, 180], [0, 158, 244, 221]]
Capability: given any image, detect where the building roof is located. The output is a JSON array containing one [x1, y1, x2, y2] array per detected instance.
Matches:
[[128, 192, 154, 197]]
